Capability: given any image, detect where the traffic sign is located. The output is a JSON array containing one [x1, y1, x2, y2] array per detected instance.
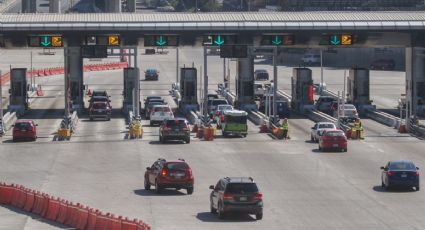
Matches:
[[28, 35, 63, 47], [328, 34, 353, 46], [341, 35, 352, 45], [144, 35, 179, 47], [85, 35, 120, 46], [261, 35, 294, 46], [203, 35, 237, 46]]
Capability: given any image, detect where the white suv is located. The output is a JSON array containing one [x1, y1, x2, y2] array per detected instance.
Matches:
[[150, 105, 174, 126], [301, 54, 321, 65]]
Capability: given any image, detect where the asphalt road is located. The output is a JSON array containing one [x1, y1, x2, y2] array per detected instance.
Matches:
[[1, 47, 424, 230]]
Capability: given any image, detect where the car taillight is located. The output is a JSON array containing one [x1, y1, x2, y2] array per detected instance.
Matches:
[[254, 192, 263, 201], [223, 193, 233, 201], [221, 115, 224, 121], [163, 124, 171, 131], [161, 168, 167, 177], [106, 107, 111, 112], [416, 171, 420, 177], [187, 168, 193, 179], [387, 171, 393, 177]]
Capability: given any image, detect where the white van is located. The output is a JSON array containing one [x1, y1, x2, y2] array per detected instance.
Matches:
[[301, 53, 321, 65]]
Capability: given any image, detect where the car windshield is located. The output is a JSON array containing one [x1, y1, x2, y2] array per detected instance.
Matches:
[[256, 73, 268, 79], [225, 183, 259, 193], [225, 115, 247, 124], [325, 131, 344, 137], [15, 122, 32, 130], [166, 162, 189, 170], [92, 96, 108, 102], [92, 91, 107, 97], [318, 124, 335, 129], [147, 69, 157, 73], [146, 96, 161, 101], [212, 100, 228, 106], [319, 97, 334, 103], [148, 102, 164, 108], [344, 105, 356, 109], [389, 162, 416, 171], [165, 119, 187, 128]]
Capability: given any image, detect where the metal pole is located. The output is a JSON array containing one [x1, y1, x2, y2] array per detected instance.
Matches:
[[223, 58, 226, 86], [200, 65, 203, 113], [272, 47, 278, 123], [0, 70, 3, 128], [226, 58, 230, 89], [320, 49, 323, 95], [203, 46, 208, 117], [337, 91, 341, 127], [176, 47, 179, 85], [64, 48, 69, 128], [342, 70, 346, 117], [30, 51, 34, 91]]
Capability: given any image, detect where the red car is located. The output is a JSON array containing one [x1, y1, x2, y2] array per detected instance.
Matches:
[[144, 158, 194, 194], [12, 120, 38, 142], [318, 129, 347, 152]]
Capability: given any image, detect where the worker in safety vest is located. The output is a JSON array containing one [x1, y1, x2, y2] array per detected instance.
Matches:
[[281, 118, 289, 139], [354, 118, 362, 139]]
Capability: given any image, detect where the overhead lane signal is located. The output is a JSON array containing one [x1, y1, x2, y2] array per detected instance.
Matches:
[[260, 35, 294, 46], [144, 35, 179, 47], [328, 34, 353, 46], [203, 35, 237, 46], [28, 35, 63, 47]]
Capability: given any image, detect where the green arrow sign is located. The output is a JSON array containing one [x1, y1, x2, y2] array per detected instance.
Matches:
[[40, 36, 51, 47], [330, 35, 341, 45], [272, 36, 282, 45], [156, 36, 167, 46], [214, 35, 225, 46]]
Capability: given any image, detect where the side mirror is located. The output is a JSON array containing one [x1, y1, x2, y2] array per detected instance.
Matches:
[[146, 167, 151, 171], [36, 124, 39, 126], [417, 167, 420, 170], [380, 166, 385, 170], [209, 185, 214, 190], [11, 125, 15, 127], [311, 127, 315, 129]]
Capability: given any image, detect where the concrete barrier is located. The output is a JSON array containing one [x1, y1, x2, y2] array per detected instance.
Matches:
[[186, 111, 199, 125], [70, 111, 78, 133], [3, 111, 17, 131], [248, 110, 267, 126], [365, 110, 398, 128]]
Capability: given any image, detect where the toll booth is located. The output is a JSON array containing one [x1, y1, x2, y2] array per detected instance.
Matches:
[[416, 82, 425, 115], [179, 67, 198, 112], [122, 67, 140, 114], [8, 68, 28, 115], [291, 68, 314, 113], [235, 58, 257, 111], [348, 68, 374, 113]]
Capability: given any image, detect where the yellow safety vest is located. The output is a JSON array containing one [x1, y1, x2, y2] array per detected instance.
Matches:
[[281, 122, 289, 131], [354, 122, 361, 131]]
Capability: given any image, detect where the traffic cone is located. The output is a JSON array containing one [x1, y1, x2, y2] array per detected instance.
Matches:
[[260, 122, 268, 133]]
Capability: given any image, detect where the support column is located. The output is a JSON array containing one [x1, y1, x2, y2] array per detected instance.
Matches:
[[236, 55, 255, 110], [406, 47, 425, 118], [67, 47, 84, 110], [22, 0, 37, 13], [127, 0, 136, 12], [106, 0, 121, 12], [49, 0, 61, 13]]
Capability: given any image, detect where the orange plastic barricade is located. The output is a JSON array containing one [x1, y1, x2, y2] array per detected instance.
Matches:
[[75, 204, 89, 230], [23, 189, 35, 212], [11, 185, 26, 209], [32, 192, 48, 216], [58, 68, 65, 74], [56, 200, 69, 224], [94, 211, 109, 230], [121, 217, 137, 230], [107, 214, 122, 230], [45, 197, 60, 221], [64, 202, 79, 227], [38, 69, 45, 77], [137, 220, 151, 230], [85, 208, 99, 230], [0, 182, 14, 204]]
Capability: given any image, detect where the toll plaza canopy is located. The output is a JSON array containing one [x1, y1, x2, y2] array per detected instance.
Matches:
[[1, 11, 425, 31]]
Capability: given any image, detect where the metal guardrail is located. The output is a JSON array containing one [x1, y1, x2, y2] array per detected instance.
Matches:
[[307, 110, 351, 131], [409, 116, 425, 137], [365, 109, 399, 128]]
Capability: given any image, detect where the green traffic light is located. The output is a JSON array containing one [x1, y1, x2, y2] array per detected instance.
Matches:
[[156, 36, 167, 46], [40, 36, 51, 47], [214, 35, 224, 46], [330, 35, 341, 45]]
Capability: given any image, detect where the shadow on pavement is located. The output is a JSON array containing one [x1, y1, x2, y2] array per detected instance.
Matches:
[[133, 189, 186, 196], [0, 205, 69, 229], [196, 212, 256, 222], [149, 140, 186, 145], [372, 185, 418, 193]]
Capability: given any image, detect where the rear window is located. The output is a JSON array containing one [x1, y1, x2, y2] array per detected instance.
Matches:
[[166, 162, 189, 170], [319, 97, 334, 102], [319, 124, 335, 129], [93, 103, 107, 109], [344, 105, 356, 109], [324, 131, 344, 137], [225, 115, 247, 124], [218, 105, 233, 111], [154, 106, 170, 112], [166, 119, 188, 128], [212, 100, 228, 106], [225, 183, 259, 193], [15, 122, 32, 129], [389, 162, 416, 170], [256, 73, 269, 79]]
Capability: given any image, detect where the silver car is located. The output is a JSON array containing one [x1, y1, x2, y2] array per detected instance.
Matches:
[[311, 122, 337, 142], [333, 104, 359, 122]]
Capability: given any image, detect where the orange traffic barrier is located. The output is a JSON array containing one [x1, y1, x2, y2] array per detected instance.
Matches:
[[32, 192, 48, 216], [64, 202, 79, 227], [23, 189, 35, 212], [95, 211, 109, 230], [45, 196, 60, 221], [196, 127, 204, 138], [191, 124, 198, 133], [86, 208, 99, 230], [56, 199, 68, 224], [11, 185, 27, 209], [260, 122, 268, 133], [399, 124, 407, 133], [38, 69, 45, 77], [0, 182, 13, 204], [122, 217, 138, 230], [345, 130, 351, 139], [203, 127, 214, 141], [108, 214, 122, 230], [75, 205, 89, 230], [36, 86, 44, 96], [137, 220, 151, 230]]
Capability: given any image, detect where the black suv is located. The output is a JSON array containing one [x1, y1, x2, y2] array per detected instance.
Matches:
[[209, 177, 263, 220], [159, 118, 191, 144]]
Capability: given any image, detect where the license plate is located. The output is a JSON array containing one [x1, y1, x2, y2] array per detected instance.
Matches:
[[239, 197, 247, 201], [401, 174, 407, 178], [174, 129, 179, 132], [332, 144, 338, 147]]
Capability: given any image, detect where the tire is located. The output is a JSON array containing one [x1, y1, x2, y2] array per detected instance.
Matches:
[[144, 178, 151, 190], [344, 148, 347, 152], [242, 134, 247, 138], [256, 212, 263, 220], [417, 186, 420, 191], [311, 135, 314, 142], [318, 145, 321, 151], [187, 187, 193, 195], [107, 117, 111, 121], [381, 181, 385, 188], [218, 203, 225, 219], [160, 136, 165, 144], [210, 202, 217, 214], [155, 180, 162, 194], [185, 137, 190, 144], [223, 132, 228, 138]]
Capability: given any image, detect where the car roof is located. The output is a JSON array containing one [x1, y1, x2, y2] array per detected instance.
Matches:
[[15, 119, 34, 123], [152, 104, 169, 108], [389, 160, 415, 164], [222, 177, 255, 183], [317, 122, 335, 125], [255, 69, 268, 73]]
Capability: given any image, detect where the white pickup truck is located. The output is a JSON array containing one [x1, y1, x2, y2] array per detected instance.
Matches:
[[150, 105, 174, 126]]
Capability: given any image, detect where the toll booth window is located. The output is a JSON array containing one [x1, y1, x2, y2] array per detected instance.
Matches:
[[11, 82, 22, 96], [225, 115, 247, 124]]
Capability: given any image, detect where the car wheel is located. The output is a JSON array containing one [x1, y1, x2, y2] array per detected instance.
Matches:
[[381, 181, 385, 188], [311, 135, 314, 142], [160, 136, 165, 144], [185, 137, 190, 144], [318, 145, 321, 150], [210, 202, 217, 214], [144, 178, 151, 190], [107, 117, 111, 121], [223, 132, 228, 138], [242, 134, 247, 138], [218, 203, 225, 219], [256, 212, 263, 220], [155, 180, 162, 194], [187, 187, 194, 195]]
